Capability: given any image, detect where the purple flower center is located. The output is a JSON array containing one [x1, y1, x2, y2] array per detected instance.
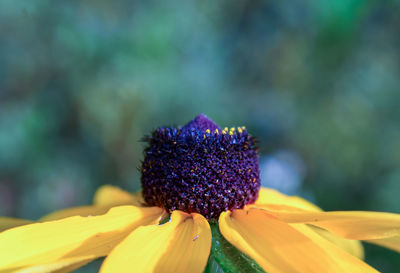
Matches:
[[140, 114, 260, 219]]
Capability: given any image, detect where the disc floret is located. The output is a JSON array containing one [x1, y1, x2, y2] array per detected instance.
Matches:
[[141, 114, 260, 219]]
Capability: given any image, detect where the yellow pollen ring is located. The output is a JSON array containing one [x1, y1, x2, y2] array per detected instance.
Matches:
[[205, 129, 210, 134]]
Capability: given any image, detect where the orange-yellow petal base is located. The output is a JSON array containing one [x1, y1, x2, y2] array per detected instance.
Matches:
[[100, 210, 211, 273], [0, 206, 163, 272], [219, 207, 378, 273]]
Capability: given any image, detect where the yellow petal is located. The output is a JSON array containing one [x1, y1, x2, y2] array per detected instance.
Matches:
[[254, 188, 368, 258], [367, 236, 400, 253], [219, 208, 378, 273], [255, 188, 321, 211], [308, 225, 364, 259], [93, 185, 143, 207], [2, 256, 94, 273], [40, 185, 144, 222], [291, 224, 377, 272], [50, 258, 92, 273], [0, 217, 33, 232], [39, 206, 112, 222], [100, 210, 211, 273], [262, 209, 400, 240], [0, 206, 163, 271]]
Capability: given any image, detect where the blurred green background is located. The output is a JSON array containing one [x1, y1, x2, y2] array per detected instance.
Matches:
[[1, 0, 400, 272]]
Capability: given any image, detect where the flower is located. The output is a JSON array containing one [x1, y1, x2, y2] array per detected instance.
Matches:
[[0, 114, 399, 273]]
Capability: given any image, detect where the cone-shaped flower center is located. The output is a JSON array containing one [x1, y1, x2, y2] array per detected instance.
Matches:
[[141, 114, 260, 219]]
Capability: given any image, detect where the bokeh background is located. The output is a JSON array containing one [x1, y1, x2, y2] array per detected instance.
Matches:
[[1, 0, 400, 272]]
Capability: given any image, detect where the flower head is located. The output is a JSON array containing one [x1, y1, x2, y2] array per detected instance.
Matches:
[[0, 114, 399, 273], [141, 114, 260, 219]]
